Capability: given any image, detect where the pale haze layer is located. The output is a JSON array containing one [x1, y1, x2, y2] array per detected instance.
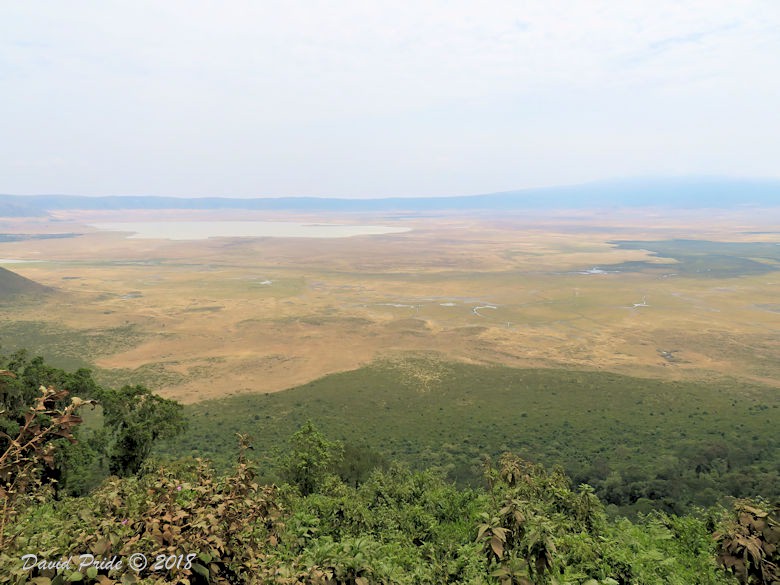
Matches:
[[2, 1, 779, 198]]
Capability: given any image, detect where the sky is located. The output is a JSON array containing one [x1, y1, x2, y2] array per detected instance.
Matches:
[[2, 1, 779, 198]]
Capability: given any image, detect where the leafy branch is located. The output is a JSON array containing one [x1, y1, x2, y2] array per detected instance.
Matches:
[[0, 379, 94, 548]]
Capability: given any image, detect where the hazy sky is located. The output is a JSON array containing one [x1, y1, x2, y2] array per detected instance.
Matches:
[[2, 1, 779, 198]]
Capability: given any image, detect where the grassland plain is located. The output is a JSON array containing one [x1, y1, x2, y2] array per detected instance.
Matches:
[[1, 208, 779, 401]]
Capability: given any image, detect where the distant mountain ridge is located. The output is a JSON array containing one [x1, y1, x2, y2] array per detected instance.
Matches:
[[2, 177, 779, 216]]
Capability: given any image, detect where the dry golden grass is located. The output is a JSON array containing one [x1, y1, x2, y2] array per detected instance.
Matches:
[[1, 208, 778, 402]]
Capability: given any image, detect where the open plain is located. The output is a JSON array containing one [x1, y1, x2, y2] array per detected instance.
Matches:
[[1, 207, 778, 403]]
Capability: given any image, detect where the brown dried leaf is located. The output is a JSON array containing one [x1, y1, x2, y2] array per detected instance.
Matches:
[[490, 535, 504, 558]]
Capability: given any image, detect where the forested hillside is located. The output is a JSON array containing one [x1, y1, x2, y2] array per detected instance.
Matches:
[[158, 360, 780, 518], [1, 352, 778, 584]]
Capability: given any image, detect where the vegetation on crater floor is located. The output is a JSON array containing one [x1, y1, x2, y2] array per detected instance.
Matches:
[[158, 358, 779, 517]]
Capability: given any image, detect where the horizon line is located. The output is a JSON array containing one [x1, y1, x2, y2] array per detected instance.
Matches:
[[3, 174, 780, 201]]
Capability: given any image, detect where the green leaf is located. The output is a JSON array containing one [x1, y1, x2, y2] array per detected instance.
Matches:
[[67, 573, 84, 583], [197, 552, 212, 563], [86, 567, 98, 579], [191, 563, 210, 578]]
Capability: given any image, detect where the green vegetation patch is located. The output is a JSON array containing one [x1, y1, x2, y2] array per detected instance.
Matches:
[[94, 361, 188, 391], [0, 320, 146, 371], [607, 239, 780, 277], [158, 358, 780, 515]]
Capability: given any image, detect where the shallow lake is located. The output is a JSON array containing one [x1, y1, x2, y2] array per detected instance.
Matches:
[[89, 221, 411, 240]]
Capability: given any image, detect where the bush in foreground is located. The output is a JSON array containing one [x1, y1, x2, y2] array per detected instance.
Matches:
[[2, 432, 756, 584]]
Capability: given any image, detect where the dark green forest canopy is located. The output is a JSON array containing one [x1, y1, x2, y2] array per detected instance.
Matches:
[[157, 359, 779, 517]]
